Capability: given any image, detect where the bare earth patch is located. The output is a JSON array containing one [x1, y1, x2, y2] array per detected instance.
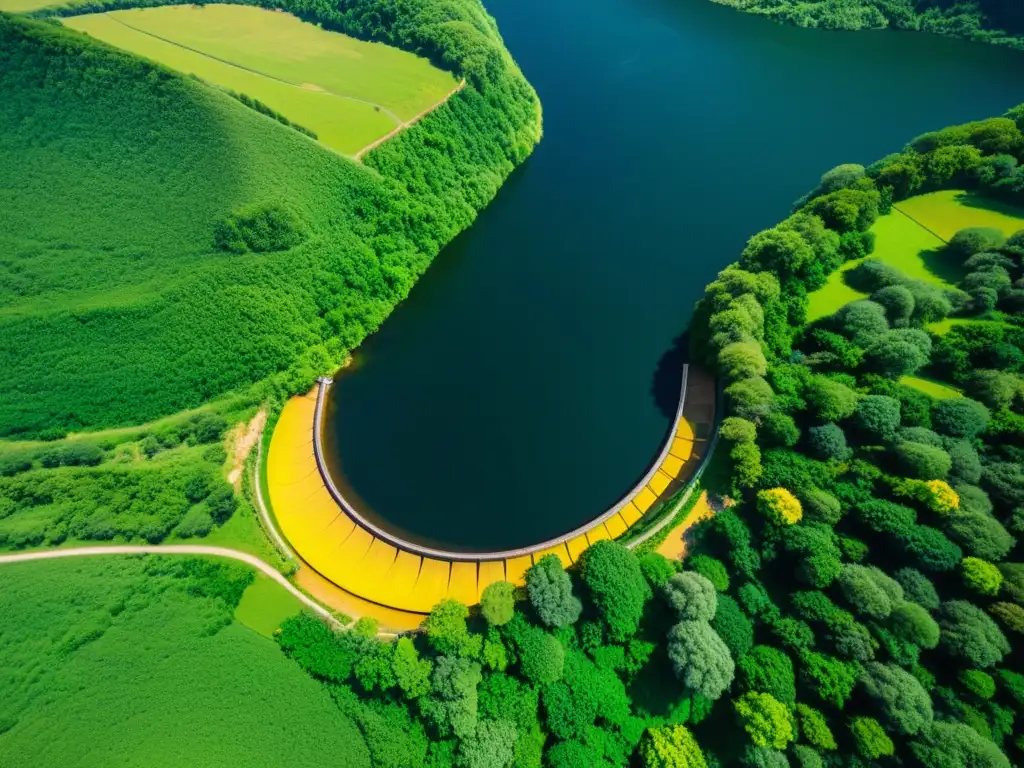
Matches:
[[227, 409, 266, 489]]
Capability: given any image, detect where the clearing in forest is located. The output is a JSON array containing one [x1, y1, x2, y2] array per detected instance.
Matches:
[[64, 4, 459, 155], [806, 190, 1024, 321], [234, 572, 304, 638], [900, 375, 962, 399]]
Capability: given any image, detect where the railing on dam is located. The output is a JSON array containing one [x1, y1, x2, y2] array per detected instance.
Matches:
[[310, 364, 696, 562]]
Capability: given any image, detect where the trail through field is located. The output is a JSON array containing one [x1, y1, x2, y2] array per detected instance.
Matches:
[[103, 13, 404, 124], [0, 545, 343, 627], [354, 78, 467, 160]]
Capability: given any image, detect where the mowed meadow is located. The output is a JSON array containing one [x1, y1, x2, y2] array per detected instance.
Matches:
[[64, 5, 460, 155], [0, 556, 368, 767], [806, 190, 1024, 322]]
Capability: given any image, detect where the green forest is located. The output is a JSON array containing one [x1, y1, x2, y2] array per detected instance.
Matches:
[[0, 0, 539, 439], [713, 0, 1024, 46]]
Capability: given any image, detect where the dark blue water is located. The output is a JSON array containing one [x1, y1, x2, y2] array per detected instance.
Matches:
[[323, 0, 1024, 551]]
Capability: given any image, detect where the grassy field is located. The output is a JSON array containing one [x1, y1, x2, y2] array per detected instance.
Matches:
[[926, 317, 1005, 335], [900, 375, 962, 399], [0, 557, 370, 767], [64, 5, 458, 155], [896, 189, 1024, 241], [806, 206, 949, 321], [0, 0, 60, 9], [234, 572, 303, 637], [806, 190, 1024, 322]]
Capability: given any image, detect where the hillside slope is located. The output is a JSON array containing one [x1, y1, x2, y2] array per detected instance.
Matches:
[[0, 0, 539, 438]]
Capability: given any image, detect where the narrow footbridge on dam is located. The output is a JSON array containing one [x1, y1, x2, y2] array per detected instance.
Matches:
[[266, 365, 716, 617]]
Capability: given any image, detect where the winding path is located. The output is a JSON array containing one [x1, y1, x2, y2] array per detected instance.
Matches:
[[0, 545, 343, 629]]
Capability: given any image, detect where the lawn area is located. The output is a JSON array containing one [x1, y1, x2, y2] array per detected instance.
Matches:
[[0, 0, 61, 10], [895, 189, 1024, 241], [234, 572, 304, 637], [64, 8, 410, 155], [925, 317, 1006, 335], [806, 206, 948, 321], [901, 376, 962, 399], [0, 557, 370, 767], [101, 5, 458, 122]]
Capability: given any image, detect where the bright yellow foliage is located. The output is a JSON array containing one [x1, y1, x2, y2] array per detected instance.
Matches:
[[757, 488, 803, 526], [924, 480, 960, 515]]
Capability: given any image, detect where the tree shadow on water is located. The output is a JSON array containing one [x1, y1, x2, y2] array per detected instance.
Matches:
[[651, 331, 689, 420]]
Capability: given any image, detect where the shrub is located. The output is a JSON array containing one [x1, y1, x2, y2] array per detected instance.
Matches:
[[962, 557, 1003, 596], [836, 300, 889, 346], [838, 565, 897, 620], [526, 555, 581, 629], [516, 626, 564, 686], [959, 669, 996, 700], [911, 722, 1011, 768], [733, 692, 794, 750], [800, 487, 842, 525], [686, 555, 730, 592], [579, 541, 649, 642], [946, 513, 1015, 562], [872, 285, 915, 325], [639, 553, 677, 588], [795, 703, 836, 751], [850, 717, 893, 760], [638, 725, 707, 768], [932, 398, 992, 439], [719, 343, 769, 382], [663, 572, 718, 622], [666, 621, 735, 701], [937, 600, 1010, 668], [804, 378, 859, 422], [39, 441, 104, 468], [782, 523, 842, 588], [727, 377, 775, 421], [983, 462, 1024, 509], [894, 568, 939, 610], [798, 651, 857, 709], [762, 412, 801, 447], [737, 646, 796, 704], [998, 562, 1024, 603], [852, 395, 903, 442], [858, 661, 933, 735], [988, 602, 1024, 635], [758, 488, 803, 526], [888, 602, 939, 649], [392, 638, 432, 700], [895, 441, 952, 480], [214, 201, 306, 253], [855, 499, 917, 536], [721, 416, 758, 444], [902, 525, 963, 572], [712, 594, 754, 658], [790, 745, 822, 768], [806, 424, 851, 461], [864, 338, 929, 377], [424, 601, 477, 658], [480, 581, 515, 627], [948, 441, 983, 485], [946, 227, 1006, 260]]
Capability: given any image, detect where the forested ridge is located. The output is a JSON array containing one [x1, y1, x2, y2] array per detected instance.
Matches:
[[713, 0, 1024, 47], [0, 0, 539, 439], [205, 105, 1024, 768]]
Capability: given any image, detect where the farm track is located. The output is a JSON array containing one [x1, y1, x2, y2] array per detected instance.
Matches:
[[0, 544, 346, 628]]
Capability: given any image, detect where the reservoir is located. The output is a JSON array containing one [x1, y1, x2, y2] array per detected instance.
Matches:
[[322, 0, 1024, 551]]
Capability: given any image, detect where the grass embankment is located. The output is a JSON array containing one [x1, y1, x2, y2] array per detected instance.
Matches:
[[234, 571, 304, 637], [807, 190, 1024, 321], [0, 557, 370, 767], [64, 5, 459, 155]]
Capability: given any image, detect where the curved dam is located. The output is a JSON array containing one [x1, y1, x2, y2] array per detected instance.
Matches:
[[265, 366, 715, 614]]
